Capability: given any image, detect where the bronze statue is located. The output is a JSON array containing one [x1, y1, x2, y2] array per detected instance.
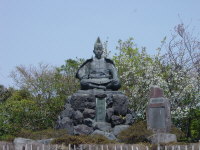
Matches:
[[76, 37, 121, 90]]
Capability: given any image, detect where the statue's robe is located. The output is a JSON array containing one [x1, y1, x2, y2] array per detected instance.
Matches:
[[76, 57, 120, 90]]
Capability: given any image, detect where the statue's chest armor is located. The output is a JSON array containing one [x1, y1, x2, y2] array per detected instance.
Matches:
[[90, 58, 108, 72]]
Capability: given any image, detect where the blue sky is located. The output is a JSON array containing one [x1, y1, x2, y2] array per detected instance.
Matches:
[[0, 0, 200, 87]]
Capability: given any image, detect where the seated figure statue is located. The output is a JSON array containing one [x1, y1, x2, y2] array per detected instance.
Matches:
[[76, 37, 121, 91]]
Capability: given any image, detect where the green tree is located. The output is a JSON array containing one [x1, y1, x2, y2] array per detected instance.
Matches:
[[1, 59, 83, 137], [56, 58, 84, 97], [0, 89, 65, 137], [10, 63, 61, 101], [10, 60, 82, 102], [113, 38, 161, 118], [190, 108, 200, 140], [0, 85, 13, 102]]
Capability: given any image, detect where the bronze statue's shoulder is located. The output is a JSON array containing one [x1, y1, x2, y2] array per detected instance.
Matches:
[[78, 58, 114, 67], [75, 58, 93, 78], [79, 58, 93, 68], [105, 58, 115, 66]]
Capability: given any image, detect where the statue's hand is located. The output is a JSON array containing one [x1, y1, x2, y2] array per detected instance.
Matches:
[[81, 75, 88, 79], [105, 78, 121, 90], [88, 83, 106, 90], [111, 79, 119, 84]]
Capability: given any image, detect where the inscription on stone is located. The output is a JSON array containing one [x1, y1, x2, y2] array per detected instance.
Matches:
[[96, 98, 106, 122], [149, 107, 166, 129]]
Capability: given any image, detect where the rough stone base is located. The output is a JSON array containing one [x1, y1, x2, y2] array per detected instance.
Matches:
[[56, 89, 135, 138], [148, 133, 177, 144]]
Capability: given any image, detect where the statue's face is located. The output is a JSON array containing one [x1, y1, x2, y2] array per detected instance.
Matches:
[[93, 46, 103, 59]]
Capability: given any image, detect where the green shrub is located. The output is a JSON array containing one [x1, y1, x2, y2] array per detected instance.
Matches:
[[17, 128, 67, 140], [0, 99, 37, 136], [170, 126, 185, 141], [6, 89, 31, 102], [190, 109, 200, 141], [0, 89, 65, 137], [0, 134, 15, 142], [52, 134, 116, 145], [118, 121, 152, 143]]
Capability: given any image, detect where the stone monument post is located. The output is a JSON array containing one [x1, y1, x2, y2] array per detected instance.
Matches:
[[95, 94, 107, 122], [146, 86, 177, 144]]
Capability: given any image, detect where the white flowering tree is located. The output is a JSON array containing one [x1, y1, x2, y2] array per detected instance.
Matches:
[[161, 24, 200, 139], [113, 38, 166, 118], [113, 24, 199, 139]]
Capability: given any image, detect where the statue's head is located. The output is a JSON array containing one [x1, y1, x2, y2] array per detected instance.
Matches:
[[93, 37, 103, 59]]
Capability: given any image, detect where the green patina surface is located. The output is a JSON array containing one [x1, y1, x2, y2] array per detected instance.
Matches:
[[96, 97, 106, 122]]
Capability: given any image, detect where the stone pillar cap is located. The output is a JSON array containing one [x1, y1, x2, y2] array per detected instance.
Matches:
[[149, 85, 164, 98]]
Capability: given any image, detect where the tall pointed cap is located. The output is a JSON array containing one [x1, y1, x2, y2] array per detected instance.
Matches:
[[96, 37, 101, 43], [94, 37, 103, 49]]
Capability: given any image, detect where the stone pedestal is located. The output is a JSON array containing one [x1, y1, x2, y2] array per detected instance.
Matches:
[[56, 89, 135, 139]]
